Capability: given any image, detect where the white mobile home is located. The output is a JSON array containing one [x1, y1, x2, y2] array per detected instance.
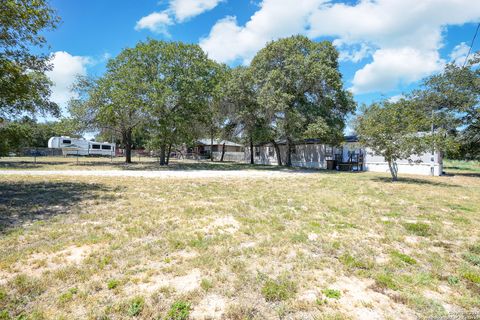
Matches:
[[247, 136, 443, 176], [48, 137, 115, 156]]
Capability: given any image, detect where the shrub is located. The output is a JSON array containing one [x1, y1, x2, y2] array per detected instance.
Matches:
[[261, 276, 297, 302], [166, 300, 190, 320], [322, 288, 341, 299]]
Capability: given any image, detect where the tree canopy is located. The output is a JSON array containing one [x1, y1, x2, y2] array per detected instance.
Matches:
[[0, 0, 60, 120], [251, 35, 355, 166], [355, 99, 432, 181]]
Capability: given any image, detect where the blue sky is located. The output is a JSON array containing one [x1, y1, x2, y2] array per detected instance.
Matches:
[[43, 0, 480, 113]]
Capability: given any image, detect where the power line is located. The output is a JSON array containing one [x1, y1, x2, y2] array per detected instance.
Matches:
[[463, 22, 480, 67]]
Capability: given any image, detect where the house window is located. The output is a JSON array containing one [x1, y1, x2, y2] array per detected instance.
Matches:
[[255, 147, 260, 157], [325, 146, 333, 155], [268, 147, 274, 157], [101, 145, 111, 150], [92, 144, 100, 149], [62, 139, 71, 144]]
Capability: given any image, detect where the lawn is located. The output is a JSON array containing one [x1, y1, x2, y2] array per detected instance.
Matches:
[[0, 162, 479, 319]]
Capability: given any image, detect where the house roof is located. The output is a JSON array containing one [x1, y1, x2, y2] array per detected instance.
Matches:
[[197, 139, 243, 147]]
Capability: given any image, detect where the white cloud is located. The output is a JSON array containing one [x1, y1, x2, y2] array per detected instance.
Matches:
[[200, 0, 323, 64], [136, 0, 223, 35], [200, 0, 480, 94], [449, 42, 471, 65], [46, 51, 91, 108], [135, 11, 173, 35], [170, 0, 223, 22], [388, 94, 404, 103], [350, 48, 443, 94]]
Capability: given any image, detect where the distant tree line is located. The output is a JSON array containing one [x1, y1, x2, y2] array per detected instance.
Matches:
[[67, 36, 355, 165], [1, 0, 479, 179]]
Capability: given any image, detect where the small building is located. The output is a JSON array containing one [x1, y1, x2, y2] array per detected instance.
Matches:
[[190, 139, 244, 161], [246, 136, 443, 176]]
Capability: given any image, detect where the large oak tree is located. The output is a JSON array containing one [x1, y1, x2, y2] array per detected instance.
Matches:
[[251, 35, 355, 166]]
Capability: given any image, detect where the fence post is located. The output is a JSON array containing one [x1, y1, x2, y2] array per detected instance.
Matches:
[[34, 147, 37, 164], [76, 150, 79, 165]]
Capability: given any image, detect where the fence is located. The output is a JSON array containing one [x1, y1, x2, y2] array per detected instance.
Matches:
[[0, 147, 159, 166], [0, 147, 248, 167]]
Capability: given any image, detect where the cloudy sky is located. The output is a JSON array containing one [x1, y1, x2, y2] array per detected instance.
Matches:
[[44, 0, 480, 112]]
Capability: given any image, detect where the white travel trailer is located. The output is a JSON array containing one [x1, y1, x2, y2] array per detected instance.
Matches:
[[48, 136, 115, 156]]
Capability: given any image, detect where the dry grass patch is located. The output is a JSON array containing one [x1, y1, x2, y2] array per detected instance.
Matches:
[[0, 162, 479, 319]]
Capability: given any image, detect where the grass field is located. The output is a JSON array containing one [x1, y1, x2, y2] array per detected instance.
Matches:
[[0, 160, 479, 319]]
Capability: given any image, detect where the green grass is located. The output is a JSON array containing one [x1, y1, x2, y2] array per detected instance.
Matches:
[[261, 276, 297, 302], [322, 288, 341, 299], [403, 222, 433, 237], [166, 301, 190, 320], [391, 250, 417, 265], [0, 161, 479, 319]]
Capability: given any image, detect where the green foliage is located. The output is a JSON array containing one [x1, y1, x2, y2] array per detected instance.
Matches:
[[107, 279, 119, 290], [463, 253, 480, 266], [447, 275, 459, 285], [403, 222, 432, 237], [261, 276, 297, 301], [339, 253, 373, 270], [58, 287, 78, 304], [0, 0, 60, 120], [462, 271, 480, 284], [374, 273, 398, 290], [127, 296, 144, 317], [165, 300, 190, 320], [200, 278, 213, 291], [251, 35, 355, 166], [322, 288, 341, 299], [414, 55, 480, 160], [355, 99, 431, 181], [390, 251, 417, 265]]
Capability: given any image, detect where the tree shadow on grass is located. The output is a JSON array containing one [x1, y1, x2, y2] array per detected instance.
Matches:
[[0, 158, 342, 173], [0, 181, 118, 234], [370, 176, 460, 187]]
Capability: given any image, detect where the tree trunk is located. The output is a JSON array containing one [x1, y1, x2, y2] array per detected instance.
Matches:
[[166, 143, 172, 165], [387, 159, 398, 182], [249, 136, 254, 165], [272, 140, 282, 166], [285, 138, 292, 167], [159, 144, 166, 165], [210, 133, 214, 162], [220, 141, 226, 162], [123, 129, 132, 164]]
